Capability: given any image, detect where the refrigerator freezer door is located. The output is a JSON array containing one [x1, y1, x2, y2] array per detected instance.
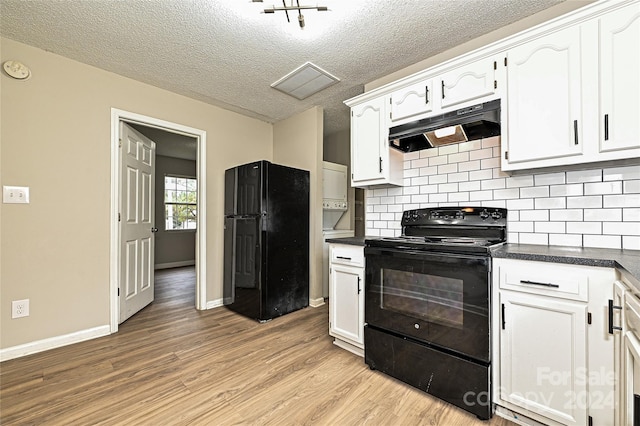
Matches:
[[224, 161, 263, 216], [237, 162, 263, 216]]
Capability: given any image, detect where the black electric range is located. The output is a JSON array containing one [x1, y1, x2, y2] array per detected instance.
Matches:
[[363, 206, 507, 420]]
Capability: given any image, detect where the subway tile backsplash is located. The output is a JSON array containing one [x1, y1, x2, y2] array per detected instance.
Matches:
[[365, 137, 640, 250]]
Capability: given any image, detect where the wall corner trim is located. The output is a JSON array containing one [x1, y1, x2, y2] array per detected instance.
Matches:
[[206, 299, 224, 310], [309, 297, 325, 308]]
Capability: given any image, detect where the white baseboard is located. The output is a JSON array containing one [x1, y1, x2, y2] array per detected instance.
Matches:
[[0, 325, 111, 362], [309, 297, 325, 307], [206, 298, 224, 310], [333, 339, 364, 357], [154, 260, 196, 270]]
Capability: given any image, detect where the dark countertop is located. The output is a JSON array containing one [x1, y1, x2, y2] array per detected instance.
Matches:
[[326, 237, 640, 291], [325, 236, 367, 246], [492, 243, 640, 291]]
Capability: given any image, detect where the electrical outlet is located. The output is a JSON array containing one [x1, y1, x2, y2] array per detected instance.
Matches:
[[12, 299, 29, 318], [3, 186, 30, 204]]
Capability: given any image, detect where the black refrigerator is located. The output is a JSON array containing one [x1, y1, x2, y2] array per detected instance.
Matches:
[[223, 160, 310, 321]]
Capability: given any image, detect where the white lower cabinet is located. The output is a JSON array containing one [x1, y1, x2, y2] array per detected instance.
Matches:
[[613, 279, 627, 426], [500, 290, 587, 425], [493, 258, 616, 426], [618, 274, 640, 426], [328, 244, 364, 356], [623, 329, 640, 426]]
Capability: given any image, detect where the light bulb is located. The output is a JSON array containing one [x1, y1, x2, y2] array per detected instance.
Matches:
[[434, 126, 457, 138]]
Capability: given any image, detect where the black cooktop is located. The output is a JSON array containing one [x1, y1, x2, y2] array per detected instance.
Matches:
[[367, 207, 507, 254]]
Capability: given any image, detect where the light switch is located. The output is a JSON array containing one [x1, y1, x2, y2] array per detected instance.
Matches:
[[3, 186, 30, 204]]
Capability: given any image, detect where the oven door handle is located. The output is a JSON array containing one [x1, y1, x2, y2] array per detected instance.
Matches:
[[365, 246, 489, 265]]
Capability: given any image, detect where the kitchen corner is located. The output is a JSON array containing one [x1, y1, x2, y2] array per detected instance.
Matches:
[[492, 243, 640, 292]]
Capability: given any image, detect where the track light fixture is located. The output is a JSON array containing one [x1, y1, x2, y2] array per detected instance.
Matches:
[[253, 0, 329, 29]]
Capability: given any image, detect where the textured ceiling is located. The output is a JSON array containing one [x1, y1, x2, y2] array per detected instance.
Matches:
[[0, 0, 566, 138]]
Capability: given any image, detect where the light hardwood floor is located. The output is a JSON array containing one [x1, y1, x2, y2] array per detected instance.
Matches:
[[1, 267, 515, 425]]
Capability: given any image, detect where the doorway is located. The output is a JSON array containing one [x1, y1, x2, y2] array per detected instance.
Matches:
[[110, 109, 207, 333]]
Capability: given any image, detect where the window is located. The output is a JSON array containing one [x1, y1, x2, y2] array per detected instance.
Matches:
[[164, 176, 197, 230]]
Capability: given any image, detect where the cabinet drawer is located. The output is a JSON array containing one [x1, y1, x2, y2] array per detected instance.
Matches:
[[330, 244, 364, 267], [496, 259, 588, 302]]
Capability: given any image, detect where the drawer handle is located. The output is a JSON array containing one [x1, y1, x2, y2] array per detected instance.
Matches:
[[336, 256, 352, 261], [608, 299, 623, 335], [520, 280, 560, 288]]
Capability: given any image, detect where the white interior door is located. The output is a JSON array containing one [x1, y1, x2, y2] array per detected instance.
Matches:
[[119, 122, 156, 323]]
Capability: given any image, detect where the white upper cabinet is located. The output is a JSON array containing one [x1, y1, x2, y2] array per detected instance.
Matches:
[[599, 2, 640, 153], [504, 26, 586, 168], [346, 0, 640, 178], [390, 80, 433, 123], [390, 57, 502, 126], [440, 57, 499, 108], [349, 96, 403, 187], [503, 1, 640, 171]]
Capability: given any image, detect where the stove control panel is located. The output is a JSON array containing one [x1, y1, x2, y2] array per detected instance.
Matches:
[[401, 207, 507, 226], [429, 210, 465, 220]]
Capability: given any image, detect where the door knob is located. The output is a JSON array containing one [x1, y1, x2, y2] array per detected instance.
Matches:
[[151, 227, 158, 233]]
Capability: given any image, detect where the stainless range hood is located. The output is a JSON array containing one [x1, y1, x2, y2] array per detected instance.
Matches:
[[389, 99, 501, 153]]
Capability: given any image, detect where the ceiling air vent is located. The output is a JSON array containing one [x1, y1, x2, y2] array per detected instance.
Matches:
[[271, 62, 340, 100]]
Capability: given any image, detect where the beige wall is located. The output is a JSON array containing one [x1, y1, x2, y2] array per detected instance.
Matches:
[[273, 107, 324, 303], [365, 0, 596, 91], [0, 38, 273, 349]]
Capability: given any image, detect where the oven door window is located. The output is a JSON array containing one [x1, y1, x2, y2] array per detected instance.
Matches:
[[365, 247, 491, 362], [382, 269, 464, 329]]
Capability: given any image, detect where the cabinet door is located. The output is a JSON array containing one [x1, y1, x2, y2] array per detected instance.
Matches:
[[613, 281, 627, 426], [599, 3, 640, 153], [506, 26, 584, 165], [329, 263, 364, 345], [390, 80, 433, 122], [440, 58, 497, 108], [500, 291, 587, 426], [351, 97, 387, 183], [623, 330, 640, 426]]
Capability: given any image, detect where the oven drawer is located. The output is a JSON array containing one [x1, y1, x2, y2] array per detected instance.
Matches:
[[330, 244, 364, 267], [496, 259, 588, 302]]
